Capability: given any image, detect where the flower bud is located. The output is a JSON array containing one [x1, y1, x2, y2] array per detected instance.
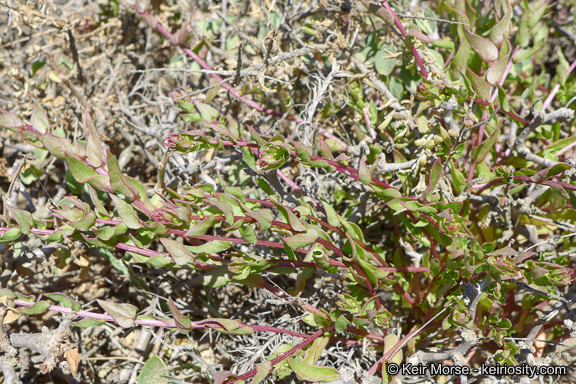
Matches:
[[448, 129, 459, 137], [440, 126, 451, 144], [419, 154, 427, 166], [414, 138, 427, 147]]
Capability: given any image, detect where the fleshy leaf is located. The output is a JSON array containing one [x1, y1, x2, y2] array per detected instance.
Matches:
[[109, 194, 142, 229], [466, 68, 492, 101], [463, 26, 498, 62], [160, 238, 195, 266], [0, 228, 21, 243], [66, 154, 99, 182], [108, 151, 138, 201], [168, 297, 192, 333], [488, 7, 512, 47], [72, 318, 107, 327], [287, 358, 340, 382], [97, 299, 137, 328], [194, 265, 265, 288], [284, 229, 318, 250], [246, 209, 274, 232], [187, 240, 232, 254], [86, 114, 105, 168], [19, 301, 50, 315], [472, 128, 500, 164], [31, 99, 50, 134], [197, 318, 253, 335], [486, 53, 510, 86], [44, 293, 82, 311], [421, 157, 443, 202], [358, 156, 372, 185], [138, 356, 168, 384], [251, 362, 273, 384], [194, 101, 219, 122], [185, 214, 215, 236], [0, 113, 25, 129], [6, 206, 35, 235], [169, 22, 191, 45], [407, 29, 436, 44]]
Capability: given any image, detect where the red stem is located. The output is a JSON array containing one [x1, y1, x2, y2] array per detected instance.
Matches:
[[380, 1, 429, 79], [231, 325, 335, 383]]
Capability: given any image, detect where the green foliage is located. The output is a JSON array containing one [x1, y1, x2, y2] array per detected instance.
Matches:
[[2, 0, 576, 383]]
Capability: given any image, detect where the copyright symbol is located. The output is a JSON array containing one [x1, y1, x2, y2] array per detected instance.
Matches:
[[386, 363, 399, 375]]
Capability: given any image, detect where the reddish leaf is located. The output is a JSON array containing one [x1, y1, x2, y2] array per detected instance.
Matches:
[[407, 29, 437, 44], [0, 112, 25, 129]]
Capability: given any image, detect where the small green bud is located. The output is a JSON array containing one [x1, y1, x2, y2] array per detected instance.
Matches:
[[414, 138, 427, 147]]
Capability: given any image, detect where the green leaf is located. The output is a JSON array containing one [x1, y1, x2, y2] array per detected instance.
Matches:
[[463, 25, 498, 62], [450, 162, 466, 195], [0, 228, 21, 243], [487, 53, 510, 86], [39, 134, 83, 160], [185, 214, 215, 236], [0, 113, 25, 129], [284, 229, 318, 250], [466, 68, 492, 101], [287, 358, 340, 382], [272, 201, 307, 232], [497, 84, 510, 112], [44, 293, 81, 311], [187, 240, 232, 254], [302, 335, 331, 365], [530, 164, 570, 182], [197, 318, 253, 335], [422, 157, 443, 202], [146, 256, 174, 267], [246, 209, 274, 232], [548, 185, 569, 211], [514, 38, 546, 63], [160, 238, 195, 266], [68, 211, 96, 231], [335, 314, 350, 333], [194, 265, 265, 288], [168, 297, 192, 333], [240, 225, 257, 243], [99, 248, 130, 275], [31, 99, 50, 134], [138, 356, 168, 384], [109, 194, 142, 229], [72, 318, 107, 327], [302, 312, 332, 328], [358, 156, 372, 185], [488, 7, 512, 47], [108, 152, 138, 201], [19, 300, 51, 315], [540, 136, 576, 158], [472, 128, 500, 164], [86, 116, 105, 168], [31, 60, 46, 76], [375, 44, 397, 75], [321, 200, 340, 227], [194, 101, 219, 122], [88, 184, 109, 216], [97, 299, 137, 328], [251, 362, 273, 384], [6, 206, 35, 235]]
